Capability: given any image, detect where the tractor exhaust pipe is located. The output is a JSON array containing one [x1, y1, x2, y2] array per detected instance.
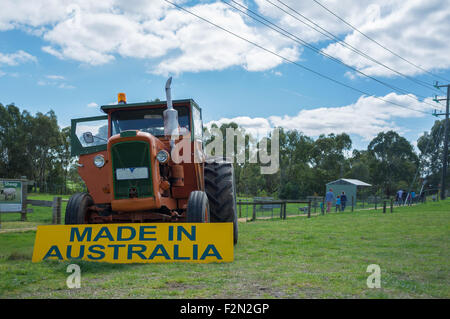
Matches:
[[164, 77, 179, 140]]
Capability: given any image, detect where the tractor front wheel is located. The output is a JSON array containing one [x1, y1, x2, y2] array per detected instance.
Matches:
[[65, 192, 94, 224], [186, 191, 210, 223]]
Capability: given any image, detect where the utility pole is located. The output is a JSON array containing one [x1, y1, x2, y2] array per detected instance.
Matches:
[[433, 82, 450, 200]]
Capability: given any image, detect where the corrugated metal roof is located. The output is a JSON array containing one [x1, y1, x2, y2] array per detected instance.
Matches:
[[327, 178, 372, 186]]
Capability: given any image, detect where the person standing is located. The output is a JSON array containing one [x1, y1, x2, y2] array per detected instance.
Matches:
[[410, 191, 416, 204], [335, 195, 341, 212], [397, 189, 403, 206], [325, 188, 334, 213], [340, 191, 347, 211]]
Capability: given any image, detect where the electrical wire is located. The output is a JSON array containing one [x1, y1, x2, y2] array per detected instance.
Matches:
[[224, 0, 440, 109], [164, 0, 431, 115], [268, 0, 442, 94], [311, 0, 450, 83]]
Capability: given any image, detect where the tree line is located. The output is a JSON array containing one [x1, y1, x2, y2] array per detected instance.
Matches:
[[0, 102, 448, 198], [206, 120, 448, 199], [0, 103, 79, 193]]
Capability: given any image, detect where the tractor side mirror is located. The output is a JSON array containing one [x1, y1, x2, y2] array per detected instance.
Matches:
[[83, 132, 94, 144]]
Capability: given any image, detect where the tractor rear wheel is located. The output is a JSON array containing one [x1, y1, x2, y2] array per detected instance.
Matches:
[[187, 191, 210, 223], [65, 192, 94, 224], [204, 160, 238, 245]]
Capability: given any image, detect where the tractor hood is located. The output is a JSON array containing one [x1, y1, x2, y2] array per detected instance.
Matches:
[[107, 131, 164, 211]]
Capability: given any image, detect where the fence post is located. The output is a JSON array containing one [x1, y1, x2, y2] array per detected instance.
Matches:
[[282, 202, 286, 220], [375, 196, 378, 210], [52, 196, 62, 224], [390, 198, 393, 213], [57, 197, 62, 224], [280, 202, 283, 219], [307, 200, 311, 218], [322, 197, 325, 215], [383, 200, 386, 213], [21, 181, 28, 221], [239, 200, 242, 218], [351, 196, 354, 212], [252, 203, 256, 221]]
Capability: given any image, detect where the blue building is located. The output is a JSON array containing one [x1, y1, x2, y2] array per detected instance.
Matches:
[[325, 179, 371, 204]]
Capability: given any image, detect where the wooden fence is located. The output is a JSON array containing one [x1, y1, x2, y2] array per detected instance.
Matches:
[[238, 200, 312, 221], [0, 194, 67, 224], [26, 197, 67, 224], [1, 189, 396, 227], [0, 178, 70, 225], [237, 197, 395, 221]]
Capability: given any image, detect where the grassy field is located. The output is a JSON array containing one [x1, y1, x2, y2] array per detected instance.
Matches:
[[0, 198, 448, 298]]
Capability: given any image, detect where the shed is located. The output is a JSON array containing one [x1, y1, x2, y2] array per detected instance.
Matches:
[[325, 179, 371, 203]]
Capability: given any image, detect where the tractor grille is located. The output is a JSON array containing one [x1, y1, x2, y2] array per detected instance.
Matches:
[[111, 141, 153, 199]]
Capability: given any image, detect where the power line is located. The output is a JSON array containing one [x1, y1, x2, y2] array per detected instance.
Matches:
[[268, 0, 442, 94], [164, 0, 431, 116], [223, 0, 440, 109], [311, 0, 450, 83]]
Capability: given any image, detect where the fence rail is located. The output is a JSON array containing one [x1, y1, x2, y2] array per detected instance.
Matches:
[[237, 196, 400, 221], [238, 199, 312, 221], [0, 187, 439, 228]]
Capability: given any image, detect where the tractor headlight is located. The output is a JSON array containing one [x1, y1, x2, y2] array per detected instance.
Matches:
[[93, 155, 105, 168], [156, 150, 169, 164]]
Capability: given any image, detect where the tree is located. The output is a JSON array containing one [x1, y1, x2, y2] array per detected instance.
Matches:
[[417, 119, 449, 191], [0, 103, 33, 178], [348, 150, 371, 181], [56, 127, 73, 193], [28, 110, 62, 191], [309, 133, 352, 194], [278, 128, 315, 198], [367, 131, 418, 196]]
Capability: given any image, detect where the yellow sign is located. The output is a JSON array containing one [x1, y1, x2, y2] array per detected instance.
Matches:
[[32, 223, 233, 263]]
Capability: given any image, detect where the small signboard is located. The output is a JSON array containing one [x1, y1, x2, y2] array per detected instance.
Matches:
[[0, 180, 22, 212], [32, 223, 234, 263]]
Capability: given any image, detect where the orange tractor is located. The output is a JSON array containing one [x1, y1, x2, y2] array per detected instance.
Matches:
[[67, 78, 238, 244]]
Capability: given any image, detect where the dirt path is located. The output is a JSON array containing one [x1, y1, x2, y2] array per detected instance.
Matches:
[[0, 227, 37, 233]]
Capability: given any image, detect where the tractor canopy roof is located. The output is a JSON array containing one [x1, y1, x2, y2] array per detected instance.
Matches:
[[100, 99, 201, 113]]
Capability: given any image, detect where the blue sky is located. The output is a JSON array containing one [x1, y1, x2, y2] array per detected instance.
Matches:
[[0, 0, 449, 151]]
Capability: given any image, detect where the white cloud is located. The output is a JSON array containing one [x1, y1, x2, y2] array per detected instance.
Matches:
[[207, 93, 434, 141], [57, 83, 75, 89], [255, 0, 450, 77], [37, 76, 75, 89], [0, 1, 300, 73], [0, 0, 448, 77], [319, 0, 450, 76], [207, 116, 273, 137], [46, 74, 65, 80], [149, 2, 300, 75], [0, 50, 36, 66], [87, 102, 98, 108]]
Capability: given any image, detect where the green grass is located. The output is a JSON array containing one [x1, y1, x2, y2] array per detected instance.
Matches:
[[0, 199, 448, 298]]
